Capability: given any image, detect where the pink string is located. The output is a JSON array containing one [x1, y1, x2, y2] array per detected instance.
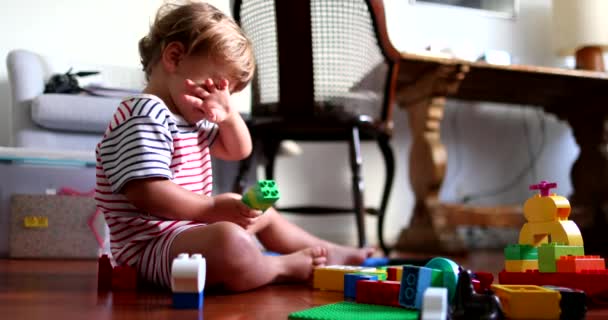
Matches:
[[58, 187, 104, 248]]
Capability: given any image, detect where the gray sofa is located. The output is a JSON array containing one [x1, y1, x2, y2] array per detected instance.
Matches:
[[6, 49, 145, 152]]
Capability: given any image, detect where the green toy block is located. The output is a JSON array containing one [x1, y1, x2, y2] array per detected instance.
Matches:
[[504, 244, 538, 260], [288, 302, 419, 320], [242, 180, 280, 212], [355, 271, 388, 281], [538, 243, 584, 273]]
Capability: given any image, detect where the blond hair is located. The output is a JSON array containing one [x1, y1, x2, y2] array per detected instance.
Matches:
[[139, 1, 255, 92]]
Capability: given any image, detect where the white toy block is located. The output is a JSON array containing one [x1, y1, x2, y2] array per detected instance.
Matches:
[[171, 253, 206, 293], [420, 287, 448, 320]]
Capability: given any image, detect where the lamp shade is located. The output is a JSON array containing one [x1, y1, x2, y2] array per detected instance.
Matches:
[[552, 0, 608, 56]]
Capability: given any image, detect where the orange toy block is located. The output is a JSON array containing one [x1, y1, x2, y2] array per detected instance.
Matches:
[[556, 255, 605, 273], [491, 284, 561, 319]]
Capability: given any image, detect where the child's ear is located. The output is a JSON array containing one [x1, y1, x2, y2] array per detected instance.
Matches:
[[161, 42, 186, 73]]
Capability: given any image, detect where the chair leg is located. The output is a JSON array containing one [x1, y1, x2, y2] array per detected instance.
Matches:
[[349, 126, 367, 248], [263, 139, 281, 180], [377, 135, 395, 256], [232, 138, 263, 194]]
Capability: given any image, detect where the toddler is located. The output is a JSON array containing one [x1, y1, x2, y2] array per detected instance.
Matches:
[[95, 1, 373, 292]]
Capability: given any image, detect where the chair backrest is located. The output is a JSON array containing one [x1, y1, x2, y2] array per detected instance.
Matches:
[[233, 0, 400, 130]]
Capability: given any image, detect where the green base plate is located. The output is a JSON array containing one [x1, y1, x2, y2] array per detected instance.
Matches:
[[288, 302, 419, 320]]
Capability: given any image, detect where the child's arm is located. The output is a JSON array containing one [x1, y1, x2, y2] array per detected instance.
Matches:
[[122, 178, 259, 228], [211, 112, 252, 161]]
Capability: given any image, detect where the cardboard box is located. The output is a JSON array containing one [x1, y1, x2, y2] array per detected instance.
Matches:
[[9, 194, 105, 259]]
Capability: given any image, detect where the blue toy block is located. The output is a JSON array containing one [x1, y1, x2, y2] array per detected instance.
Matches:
[[344, 273, 379, 300], [399, 265, 442, 309], [173, 291, 204, 309]]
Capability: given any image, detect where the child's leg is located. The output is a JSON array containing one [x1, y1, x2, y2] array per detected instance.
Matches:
[[248, 208, 374, 265], [169, 221, 327, 292]]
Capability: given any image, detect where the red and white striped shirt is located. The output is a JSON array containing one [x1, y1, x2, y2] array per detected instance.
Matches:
[[95, 94, 218, 267]]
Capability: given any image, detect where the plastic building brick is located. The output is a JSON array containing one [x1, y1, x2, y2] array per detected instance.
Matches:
[[171, 253, 206, 309], [555, 255, 605, 273], [399, 265, 442, 309], [537, 243, 585, 273], [172, 292, 204, 309], [241, 180, 280, 212], [420, 287, 448, 320], [519, 181, 583, 247], [498, 269, 608, 297], [424, 257, 460, 302], [491, 284, 561, 319], [387, 266, 404, 281], [504, 244, 538, 260], [171, 253, 206, 293], [542, 285, 586, 320], [313, 265, 380, 292], [519, 220, 583, 247], [451, 268, 504, 320], [361, 257, 432, 267], [473, 271, 494, 294], [524, 182, 570, 223], [505, 259, 539, 272], [97, 254, 113, 292], [111, 265, 137, 291], [288, 301, 419, 320], [355, 280, 401, 307], [344, 273, 378, 300]]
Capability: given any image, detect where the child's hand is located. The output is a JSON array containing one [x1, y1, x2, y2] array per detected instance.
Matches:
[[184, 78, 236, 123], [205, 193, 262, 229]]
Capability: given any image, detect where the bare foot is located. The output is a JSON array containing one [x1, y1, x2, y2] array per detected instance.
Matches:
[[275, 246, 328, 283], [326, 245, 375, 266]]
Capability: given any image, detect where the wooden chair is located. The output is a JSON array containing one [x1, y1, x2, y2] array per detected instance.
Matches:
[[232, 0, 401, 253]]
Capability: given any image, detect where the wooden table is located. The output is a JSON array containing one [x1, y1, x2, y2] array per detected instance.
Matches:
[[392, 52, 608, 255]]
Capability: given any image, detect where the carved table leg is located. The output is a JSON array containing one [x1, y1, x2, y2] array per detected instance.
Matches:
[[566, 111, 608, 255], [394, 64, 469, 254], [395, 96, 450, 253]]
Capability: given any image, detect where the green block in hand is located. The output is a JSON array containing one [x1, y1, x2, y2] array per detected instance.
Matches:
[[242, 180, 280, 212]]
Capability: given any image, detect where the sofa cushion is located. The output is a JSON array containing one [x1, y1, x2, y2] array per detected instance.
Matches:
[[31, 93, 121, 133]]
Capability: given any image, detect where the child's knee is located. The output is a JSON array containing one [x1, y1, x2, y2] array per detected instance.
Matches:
[[211, 222, 258, 263]]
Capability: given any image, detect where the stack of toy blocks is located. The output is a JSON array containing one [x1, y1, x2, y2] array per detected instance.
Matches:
[[497, 181, 601, 319], [312, 257, 460, 313], [171, 253, 206, 309], [241, 180, 280, 213]]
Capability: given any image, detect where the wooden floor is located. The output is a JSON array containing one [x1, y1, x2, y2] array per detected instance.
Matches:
[[1, 251, 607, 319]]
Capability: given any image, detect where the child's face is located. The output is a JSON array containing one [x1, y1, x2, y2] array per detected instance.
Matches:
[[168, 54, 233, 123]]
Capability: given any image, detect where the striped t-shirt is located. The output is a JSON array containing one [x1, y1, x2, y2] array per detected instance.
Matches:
[[95, 94, 218, 268]]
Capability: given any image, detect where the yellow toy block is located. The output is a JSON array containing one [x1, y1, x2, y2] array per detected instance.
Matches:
[[505, 259, 539, 272], [523, 194, 571, 223], [491, 285, 561, 319], [23, 216, 48, 228], [313, 265, 383, 292], [518, 220, 583, 247]]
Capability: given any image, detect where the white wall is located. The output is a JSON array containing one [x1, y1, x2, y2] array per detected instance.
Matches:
[[0, 0, 586, 248]]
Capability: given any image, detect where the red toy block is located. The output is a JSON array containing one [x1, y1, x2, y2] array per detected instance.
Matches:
[[97, 255, 113, 292], [112, 265, 138, 291], [556, 255, 605, 273], [473, 271, 494, 293], [499, 269, 608, 298], [355, 280, 401, 307], [387, 267, 399, 281]]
